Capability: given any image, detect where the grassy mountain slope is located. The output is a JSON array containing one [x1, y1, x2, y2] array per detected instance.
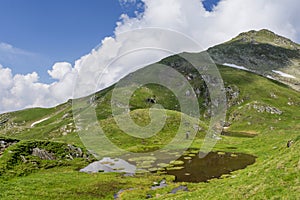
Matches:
[[0, 30, 300, 199], [1, 63, 299, 144]]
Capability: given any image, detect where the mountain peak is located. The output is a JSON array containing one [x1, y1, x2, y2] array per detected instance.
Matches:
[[229, 29, 299, 50], [208, 29, 300, 91]]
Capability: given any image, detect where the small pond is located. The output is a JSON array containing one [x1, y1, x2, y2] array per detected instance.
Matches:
[[165, 151, 256, 183], [81, 149, 256, 183]]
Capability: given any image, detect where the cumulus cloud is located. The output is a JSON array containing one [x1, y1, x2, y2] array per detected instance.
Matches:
[[1, 0, 300, 113], [0, 64, 75, 112], [48, 62, 73, 80]]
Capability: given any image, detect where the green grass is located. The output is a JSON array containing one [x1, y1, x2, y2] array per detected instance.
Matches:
[[0, 167, 177, 200], [0, 127, 298, 199], [0, 56, 300, 199]]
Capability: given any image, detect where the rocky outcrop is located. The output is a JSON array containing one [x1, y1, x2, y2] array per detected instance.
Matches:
[[208, 29, 300, 91], [252, 103, 283, 115], [225, 84, 245, 107], [29, 143, 90, 161], [0, 139, 18, 156], [32, 147, 55, 160], [66, 144, 85, 159]]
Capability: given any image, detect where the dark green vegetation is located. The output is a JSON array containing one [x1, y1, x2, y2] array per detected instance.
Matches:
[[0, 30, 299, 199]]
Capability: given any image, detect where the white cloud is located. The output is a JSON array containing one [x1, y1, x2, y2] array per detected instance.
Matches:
[[0, 64, 75, 112], [1, 0, 300, 113], [0, 42, 34, 56], [48, 62, 73, 80]]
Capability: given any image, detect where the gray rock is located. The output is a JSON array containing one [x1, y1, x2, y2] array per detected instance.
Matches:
[[80, 157, 136, 174], [32, 148, 55, 160], [252, 103, 282, 115], [170, 185, 188, 194], [151, 179, 167, 190]]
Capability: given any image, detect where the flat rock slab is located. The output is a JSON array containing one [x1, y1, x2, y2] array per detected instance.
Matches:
[[80, 157, 136, 174]]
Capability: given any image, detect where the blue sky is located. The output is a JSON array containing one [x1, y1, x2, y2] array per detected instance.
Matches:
[[2, 0, 298, 113], [0, 0, 219, 83]]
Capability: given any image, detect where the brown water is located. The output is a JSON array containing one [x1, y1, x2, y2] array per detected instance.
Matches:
[[221, 131, 258, 138], [165, 151, 256, 183]]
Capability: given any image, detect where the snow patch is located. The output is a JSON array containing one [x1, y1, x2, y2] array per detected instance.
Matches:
[[266, 75, 275, 80], [223, 63, 249, 71], [31, 117, 50, 127], [272, 70, 296, 79]]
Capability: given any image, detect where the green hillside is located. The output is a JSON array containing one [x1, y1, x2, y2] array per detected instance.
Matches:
[[0, 30, 299, 199]]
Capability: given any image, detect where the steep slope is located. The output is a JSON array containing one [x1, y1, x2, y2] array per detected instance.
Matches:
[[208, 29, 300, 90]]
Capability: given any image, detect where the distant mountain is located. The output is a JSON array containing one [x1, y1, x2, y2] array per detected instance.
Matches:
[[208, 29, 300, 90]]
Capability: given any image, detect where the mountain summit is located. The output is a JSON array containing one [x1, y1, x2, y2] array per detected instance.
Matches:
[[230, 29, 300, 50], [208, 29, 300, 90]]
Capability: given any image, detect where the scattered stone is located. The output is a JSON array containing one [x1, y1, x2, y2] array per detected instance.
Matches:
[[226, 85, 240, 107], [170, 186, 188, 194], [146, 97, 156, 104], [287, 140, 294, 148], [252, 103, 282, 115], [151, 179, 167, 190], [0, 139, 18, 156], [67, 144, 84, 158], [20, 155, 27, 163], [270, 92, 277, 98]]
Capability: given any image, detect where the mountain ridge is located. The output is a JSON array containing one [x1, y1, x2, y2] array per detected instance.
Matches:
[[208, 29, 300, 91]]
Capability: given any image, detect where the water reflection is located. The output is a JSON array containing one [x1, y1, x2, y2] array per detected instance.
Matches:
[[166, 151, 256, 182]]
